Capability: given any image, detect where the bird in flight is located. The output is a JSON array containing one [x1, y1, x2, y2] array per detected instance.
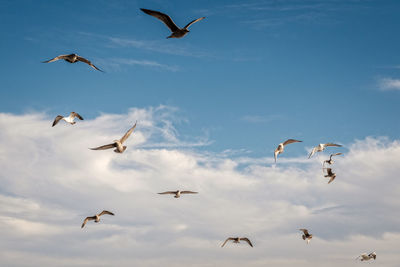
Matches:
[[308, 143, 342, 158], [158, 190, 198, 198], [81, 210, 114, 228], [90, 122, 137, 153], [221, 237, 253, 247], [356, 252, 377, 261], [323, 152, 343, 166], [52, 112, 84, 127], [299, 229, 313, 244], [274, 139, 302, 163], [323, 168, 337, 184], [140, 8, 205, 39], [42, 53, 103, 72]]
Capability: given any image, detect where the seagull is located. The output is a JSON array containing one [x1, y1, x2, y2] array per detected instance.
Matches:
[[42, 53, 103, 72], [299, 229, 312, 244], [308, 143, 342, 158], [221, 237, 253, 247], [323, 152, 343, 166], [52, 112, 84, 127], [158, 190, 198, 198], [356, 252, 377, 261], [81, 210, 114, 228], [323, 168, 337, 184], [140, 8, 205, 39], [90, 122, 137, 153], [274, 139, 302, 163]]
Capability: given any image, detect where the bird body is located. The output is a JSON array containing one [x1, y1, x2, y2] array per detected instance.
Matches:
[[323, 152, 343, 166], [309, 143, 342, 158], [158, 190, 198, 198], [299, 229, 312, 244], [356, 252, 376, 261], [43, 53, 103, 71], [140, 8, 205, 39], [81, 210, 114, 228], [90, 122, 136, 153], [221, 237, 253, 247], [274, 139, 302, 163], [52, 112, 83, 127]]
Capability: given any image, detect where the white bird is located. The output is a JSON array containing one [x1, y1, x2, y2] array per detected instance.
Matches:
[[221, 237, 253, 247], [81, 210, 114, 228], [308, 143, 342, 158], [140, 8, 205, 39], [356, 252, 377, 261], [43, 53, 103, 71], [90, 122, 137, 153], [274, 139, 302, 163], [299, 229, 313, 244], [323, 168, 337, 184], [158, 190, 198, 198], [323, 152, 343, 166], [52, 112, 84, 127]]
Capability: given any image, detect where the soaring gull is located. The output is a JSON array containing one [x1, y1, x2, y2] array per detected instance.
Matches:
[[299, 229, 313, 244], [221, 237, 253, 247], [52, 112, 84, 127], [81, 210, 114, 228], [274, 139, 302, 163], [308, 143, 342, 159], [43, 53, 103, 72], [356, 252, 377, 261], [90, 122, 137, 153], [158, 190, 198, 198]]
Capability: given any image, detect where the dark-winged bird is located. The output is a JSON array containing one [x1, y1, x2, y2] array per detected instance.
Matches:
[[43, 54, 103, 72]]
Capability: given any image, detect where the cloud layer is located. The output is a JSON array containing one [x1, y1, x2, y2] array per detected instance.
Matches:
[[0, 107, 399, 266], [379, 77, 400, 91]]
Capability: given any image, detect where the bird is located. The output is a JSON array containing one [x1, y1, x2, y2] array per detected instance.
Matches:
[[356, 252, 377, 261], [52, 112, 84, 127], [323, 168, 337, 184], [221, 237, 253, 247], [158, 190, 198, 198], [323, 152, 343, 166], [274, 139, 302, 163], [140, 8, 205, 39], [299, 229, 312, 244], [90, 122, 137, 153], [308, 143, 342, 158], [42, 53, 103, 72], [81, 210, 114, 228]]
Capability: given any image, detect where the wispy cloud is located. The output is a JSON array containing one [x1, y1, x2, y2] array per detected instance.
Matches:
[[241, 114, 285, 123], [96, 57, 180, 72], [379, 77, 400, 91]]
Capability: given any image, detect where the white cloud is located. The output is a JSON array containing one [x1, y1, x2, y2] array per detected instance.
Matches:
[[0, 106, 399, 266], [379, 77, 400, 91]]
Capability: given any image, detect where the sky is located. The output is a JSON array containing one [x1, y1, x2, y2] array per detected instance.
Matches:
[[0, 0, 400, 266]]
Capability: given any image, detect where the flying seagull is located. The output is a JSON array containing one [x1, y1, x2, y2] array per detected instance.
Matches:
[[158, 190, 198, 198], [274, 139, 302, 163], [308, 143, 342, 158], [299, 229, 312, 244], [52, 112, 84, 127], [42, 53, 103, 72], [81, 210, 114, 228], [221, 237, 253, 247], [356, 252, 377, 261], [90, 122, 137, 153], [323, 152, 343, 166], [323, 168, 337, 184], [140, 8, 205, 38]]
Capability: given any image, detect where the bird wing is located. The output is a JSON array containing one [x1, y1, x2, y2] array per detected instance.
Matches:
[[71, 112, 84, 120], [42, 54, 69, 63], [308, 147, 317, 158], [283, 139, 302, 146], [140, 8, 179, 32], [52, 115, 63, 127], [274, 150, 278, 163], [328, 175, 336, 184], [90, 143, 116, 150], [120, 122, 137, 144], [330, 152, 342, 160], [81, 216, 96, 228], [299, 229, 309, 235], [76, 56, 103, 72], [99, 210, 114, 216], [325, 143, 342, 147], [183, 17, 205, 29], [180, 191, 198, 194], [221, 237, 234, 247], [241, 237, 253, 247], [158, 191, 177, 195]]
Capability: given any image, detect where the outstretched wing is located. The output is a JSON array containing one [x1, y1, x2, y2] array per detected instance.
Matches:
[[90, 143, 116, 150], [325, 143, 342, 147], [76, 56, 103, 72], [221, 237, 234, 247], [283, 139, 302, 146], [99, 210, 114, 216], [71, 112, 84, 120], [158, 191, 177, 195], [180, 191, 198, 194], [140, 8, 179, 32], [52, 115, 63, 127], [81, 216, 96, 228], [308, 147, 317, 159], [241, 237, 253, 247], [329, 152, 342, 160], [183, 17, 205, 29], [42, 54, 69, 63], [120, 122, 137, 144]]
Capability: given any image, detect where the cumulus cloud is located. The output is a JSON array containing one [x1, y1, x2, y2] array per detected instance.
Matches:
[[379, 77, 400, 91], [0, 106, 399, 266]]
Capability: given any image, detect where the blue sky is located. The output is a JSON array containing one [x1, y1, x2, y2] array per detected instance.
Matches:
[[1, 0, 399, 156]]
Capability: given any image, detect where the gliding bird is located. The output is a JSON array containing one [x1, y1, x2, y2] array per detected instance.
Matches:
[[221, 237, 253, 247], [299, 229, 313, 244], [274, 139, 302, 163], [323, 152, 343, 166], [90, 122, 137, 153], [324, 168, 337, 184], [158, 190, 198, 198], [356, 252, 377, 261], [52, 112, 84, 127], [308, 143, 342, 158], [81, 210, 114, 228], [42, 53, 103, 72]]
